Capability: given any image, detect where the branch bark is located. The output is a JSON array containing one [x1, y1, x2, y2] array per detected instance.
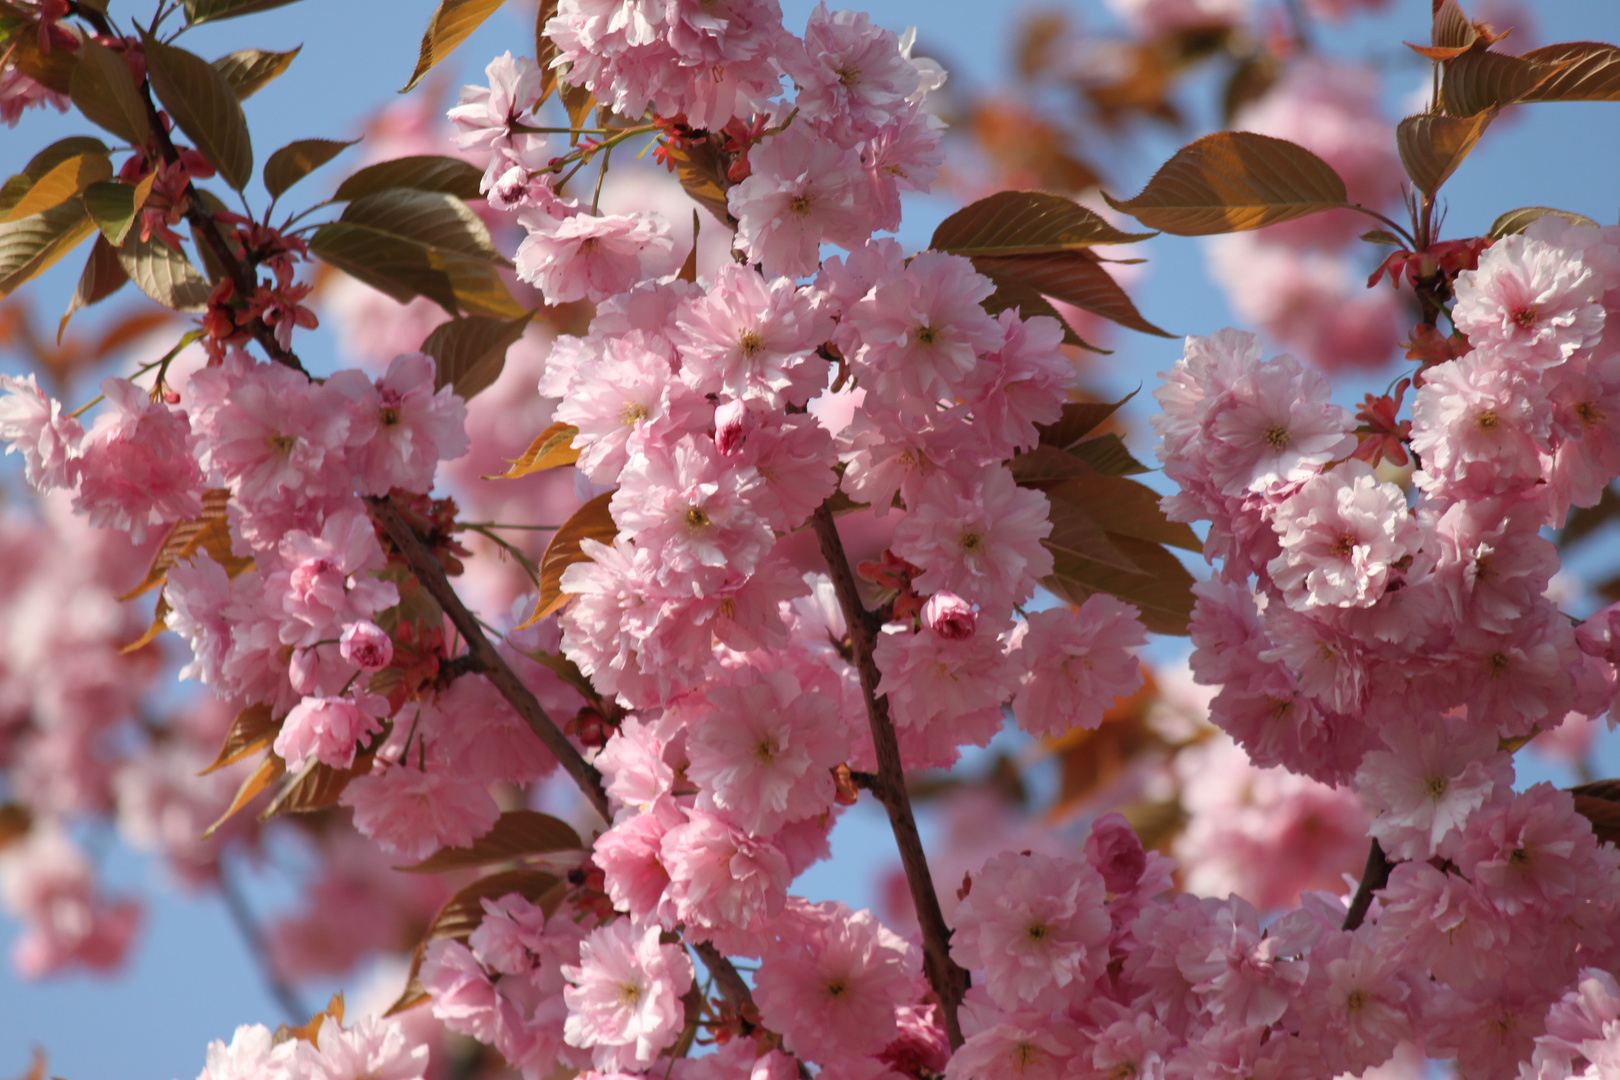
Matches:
[[808, 503, 969, 1049], [1342, 839, 1391, 931]]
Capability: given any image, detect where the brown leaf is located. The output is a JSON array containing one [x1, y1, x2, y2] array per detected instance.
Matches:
[[1574, 794, 1620, 847], [1519, 42, 1620, 103], [1432, 0, 1477, 51], [263, 138, 360, 202], [260, 752, 376, 819], [60, 234, 129, 338], [677, 208, 700, 283], [1441, 50, 1565, 116], [68, 37, 151, 146], [931, 190, 1154, 256], [980, 276, 1100, 351], [1043, 532, 1196, 635], [119, 489, 238, 601], [115, 229, 214, 312], [0, 199, 98, 300], [1396, 108, 1497, 197], [142, 31, 254, 191], [120, 594, 170, 654], [520, 491, 617, 627], [200, 704, 280, 776], [402, 0, 507, 93], [277, 992, 345, 1048], [1035, 394, 1135, 451], [1, 152, 111, 223], [1068, 433, 1150, 476], [422, 313, 533, 400], [486, 421, 580, 480], [202, 752, 284, 838], [211, 46, 301, 100], [396, 810, 582, 872], [1044, 496, 1143, 575], [1490, 206, 1599, 240], [185, 0, 309, 24], [1103, 131, 1348, 236], [1048, 475, 1202, 553], [1560, 484, 1620, 546], [973, 252, 1171, 338], [0, 802, 33, 853], [660, 138, 734, 226], [332, 155, 485, 202], [535, 0, 561, 102]]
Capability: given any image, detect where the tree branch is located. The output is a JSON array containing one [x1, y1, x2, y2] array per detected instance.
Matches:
[[808, 503, 969, 1049], [218, 856, 308, 1025], [1342, 839, 1391, 932]]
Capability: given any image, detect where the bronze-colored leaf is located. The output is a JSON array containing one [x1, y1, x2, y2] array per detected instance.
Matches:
[[0, 200, 97, 299], [402, 0, 507, 93], [660, 137, 734, 226], [120, 489, 241, 600], [331, 155, 486, 202], [534, 0, 560, 102], [980, 276, 1100, 351], [1360, 229, 1406, 247], [202, 752, 284, 838], [1, 152, 111, 223], [5, 16, 77, 94], [1441, 50, 1565, 117], [561, 82, 596, 137], [68, 37, 151, 146], [260, 753, 375, 819], [1, 138, 111, 220], [487, 422, 581, 479], [1009, 444, 1096, 488], [142, 32, 254, 191], [1432, 0, 1477, 51], [677, 208, 700, 283], [0, 802, 34, 853], [309, 189, 524, 319], [1222, 51, 1279, 126], [1396, 108, 1497, 197], [1574, 794, 1620, 848], [1571, 779, 1620, 803], [1489, 206, 1600, 239], [931, 190, 1155, 256], [1043, 532, 1196, 635], [120, 594, 170, 654], [1048, 476, 1202, 553], [396, 810, 582, 872], [973, 252, 1171, 337], [60, 234, 129, 337], [520, 491, 617, 627], [185, 0, 308, 24], [1035, 394, 1135, 451], [1044, 496, 1143, 575], [264, 138, 359, 201], [1103, 131, 1348, 236], [211, 46, 301, 100], [278, 993, 345, 1048], [422, 313, 533, 400], [115, 229, 213, 312], [1520, 42, 1620, 103], [1069, 433, 1150, 476], [200, 704, 280, 775]]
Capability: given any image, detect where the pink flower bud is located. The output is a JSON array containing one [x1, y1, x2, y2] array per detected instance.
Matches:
[[1084, 812, 1146, 894], [714, 398, 752, 456], [920, 591, 975, 640], [340, 621, 394, 672], [1577, 603, 1620, 664]]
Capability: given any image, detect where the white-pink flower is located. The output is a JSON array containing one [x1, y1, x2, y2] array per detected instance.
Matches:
[[274, 693, 390, 773], [1266, 460, 1419, 611], [1452, 232, 1605, 370], [1355, 713, 1512, 863], [729, 124, 867, 279], [515, 209, 677, 304], [1011, 595, 1147, 736], [781, 4, 921, 140], [562, 919, 694, 1072], [671, 265, 830, 407], [0, 372, 82, 490]]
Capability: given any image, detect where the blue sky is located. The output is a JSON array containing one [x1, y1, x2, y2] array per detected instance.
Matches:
[[3, 1, 1620, 1077]]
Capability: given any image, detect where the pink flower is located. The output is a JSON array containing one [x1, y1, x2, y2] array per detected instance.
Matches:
[[966, 310, 1076, 456], [1202, 350, 1356, 498], [781, 4, 921, 140], [1085, 812, 1148, 895], [0, 373, 82, 489], [562, 919, 695, 1072], [1355, 713, 1511, 861], [593, 799, 679, 924], [1452, 783, 1620, 917], [448, 51, 544, 155], [286, 1015, 429, 1080], [609, 436, 774, 592], [660, 808, 791, 950], [1431, 497, 1557, 633], [274, 693, 390, 773], [341, 764, 500, 861], [1409, 354, 1552, 499], [1452, 232, 1605, 370], [73, 377, 204, 543], [1266, 460, 1419, 611], [950, 850, 1111, 1010], [515, 209, 677, 304], [671, 265, 831, 407], [846, 251, 1003, 402], [556, 331, 707, 485], [194, 1024, 294, 1080], [754, 902, 920, 1063], [327, 352, 469, 496], [340, 621, 394, 672], [727, 411, 839, 532], [729, 125, 867, 278], [685, 667, 846, 835], [891, 465, 1053, 614], [873, 619, 1014, 768], [1011, 596, 1146, 736], [943, 1019, 1081, 1080]]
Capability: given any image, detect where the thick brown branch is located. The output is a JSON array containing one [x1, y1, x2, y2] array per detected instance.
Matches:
[[808, 503, 969, 1049], [693, 941, 753, 1012], [1342, 839, 1391, 931]]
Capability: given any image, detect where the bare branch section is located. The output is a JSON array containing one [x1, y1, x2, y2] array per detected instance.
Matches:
[[1342, 839, 1391, 932], [809, 503, 970, 1049]]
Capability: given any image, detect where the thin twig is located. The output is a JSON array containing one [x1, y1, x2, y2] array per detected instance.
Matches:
[[808, 503, 969, 1049], [218, 857, 309, 1024]]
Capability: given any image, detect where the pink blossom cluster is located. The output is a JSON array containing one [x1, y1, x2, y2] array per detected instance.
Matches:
[[193, 1012, 429, 1080]]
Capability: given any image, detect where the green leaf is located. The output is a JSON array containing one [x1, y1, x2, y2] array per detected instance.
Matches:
[[59, 234, 129, 339], [211, 46, 301, 100], [308, 189, 525, 319], [422, 313, 533, 400], [1043, 532, 1196, 635], [396, 810, 582, 873], [1396, 108, 1497, 197], [402, 0, 507, 93], [972, 251, 1171, 337], [0, 151, 111, 223], [114, 231, 213, 312], [0, 200, 98, 299], [82, 176, 150, 245], [184, 0, 308, 24], [521, 491, 617, 627], [263, 137, 359, 201], [141, 31, 254, 191], [1103, 131, 1349, 236], [68, 37, 150, 145], [1488, 206, 1601, 240], [331, 155, 486, 202], [931, 189, 1155, 256]]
